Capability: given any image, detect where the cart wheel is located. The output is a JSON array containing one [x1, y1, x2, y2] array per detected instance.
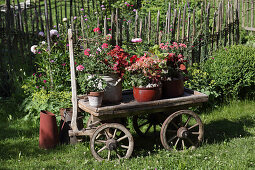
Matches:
[[160, 110, 204, 151], [90, 123, 134, 161], [133, 113, 167, 137]]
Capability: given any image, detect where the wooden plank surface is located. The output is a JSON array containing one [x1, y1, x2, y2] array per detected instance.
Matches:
[[78, 89, 208, 119]]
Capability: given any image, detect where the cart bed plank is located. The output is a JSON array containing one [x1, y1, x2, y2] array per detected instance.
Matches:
[[78, 89, 208, 118]]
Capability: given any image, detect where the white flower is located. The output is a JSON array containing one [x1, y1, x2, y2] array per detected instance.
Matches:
[[41, 41, 46, 45], [131, 38, 142, 43], [97, 47, 102, 52], [63, 18, 67, 22], [38, 31, 44, 37], [50, 29, 58, 37], [31, 45, 38, 54]]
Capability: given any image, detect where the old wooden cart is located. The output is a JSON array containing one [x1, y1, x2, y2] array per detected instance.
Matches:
[[67, 29, 208, 161], [69, 89, 208, 161]]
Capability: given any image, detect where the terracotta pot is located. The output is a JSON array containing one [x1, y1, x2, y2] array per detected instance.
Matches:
[[88, 91, 104, 107], [39, 111, 59, 149], [162, 78, 184, 98], [133, 86, 162, 102]]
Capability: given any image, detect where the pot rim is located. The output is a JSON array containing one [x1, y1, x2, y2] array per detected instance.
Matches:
[[88, 91, 104, 97]]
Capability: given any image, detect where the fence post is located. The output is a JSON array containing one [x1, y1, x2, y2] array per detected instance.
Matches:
[[235, 0, 240, 44], [181, 4, 186, 42], [148, 11, 151, 43], [156, 10, 160, 44]]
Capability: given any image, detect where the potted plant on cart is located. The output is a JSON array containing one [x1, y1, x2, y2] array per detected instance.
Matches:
[[77, 69, 107, 107], [76, 33, 130, 104], [149, 42, 188, 98], [126, 53, 166, 102]]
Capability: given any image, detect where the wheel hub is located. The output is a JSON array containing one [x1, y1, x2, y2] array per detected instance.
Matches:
[[106, 139, 117, 151], [177, 127, 189, 139]]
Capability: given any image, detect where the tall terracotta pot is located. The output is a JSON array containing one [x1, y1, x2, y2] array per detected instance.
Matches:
[[133, 86, 162, 102], [162, 78, 184, 98], [39, 111, 59, 149]]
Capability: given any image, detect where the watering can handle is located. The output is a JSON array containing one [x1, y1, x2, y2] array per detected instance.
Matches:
[[113, 78, 122, 86]]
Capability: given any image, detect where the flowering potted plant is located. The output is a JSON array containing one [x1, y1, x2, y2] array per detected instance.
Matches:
[[149, 42, 188, 98], [76, 69, 107, 107], [126, 53, 166, 102], [76, 28, 130, 104]]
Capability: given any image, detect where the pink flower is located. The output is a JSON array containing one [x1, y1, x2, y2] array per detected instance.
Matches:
[[84, 48, 90, 56], [36, 86, 39, 89], [76, 65, 84, 71], [179, 43, 187, 48], [62, 63, 66, 66], [33, 73, 36, 76], [39, 74, 42, 77], [93, 27, 100, 33], [131, 38, 142, 43], [133, 9, 137, 12], [101, 43, 108, 49], [43, 80, 47, 83]]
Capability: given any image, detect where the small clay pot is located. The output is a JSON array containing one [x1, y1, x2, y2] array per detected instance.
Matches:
[[88, 91, 104, 107]]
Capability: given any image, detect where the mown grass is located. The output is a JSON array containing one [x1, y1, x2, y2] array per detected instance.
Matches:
[[0, 100, 255, 169]]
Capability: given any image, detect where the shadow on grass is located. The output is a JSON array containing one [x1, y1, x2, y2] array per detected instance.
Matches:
[[204, 116, 255, 144]]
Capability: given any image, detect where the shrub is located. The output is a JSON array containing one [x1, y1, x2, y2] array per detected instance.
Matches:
[[201, 45, 255, 101], [185, 63, 219, 104], [22, 89, 72, 121]]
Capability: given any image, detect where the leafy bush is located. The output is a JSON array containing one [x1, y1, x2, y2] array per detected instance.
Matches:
[[185, 63, 219, 103], [202, 45, 255, 100], [22, 89, 72, 121]]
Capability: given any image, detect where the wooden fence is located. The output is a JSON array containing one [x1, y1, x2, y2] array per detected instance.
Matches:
[[242, 0, 255, 31], [0, 0, 245, 97]]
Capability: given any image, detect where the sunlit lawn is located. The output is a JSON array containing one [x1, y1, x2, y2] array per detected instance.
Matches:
[[0, 100, 255, 169]]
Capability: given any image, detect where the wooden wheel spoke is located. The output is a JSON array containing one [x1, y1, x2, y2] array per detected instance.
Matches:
[[144, 123, 153, 135], [186, 137, 195, 146], [167, 135, 177, 143], [171, 121, 179, 129], [114, 149, 121, 159], [188, 123, 199, 130], [174, 138, 180, 148], [117, 135, 128, 142], [104, 129, 110, 139], [112, 129, 117, 139], [120, 145, 129, 149], [97, 146, 107, 153], [95, 140, 107, 144], [107, 150, 111, 160], [182, 139, 185, 149], [138, 121, 150, 128], [154, 125, 157, 133], [184, 116, 192, 127], [191, 131, 200, 135], [96, 133, 102, 140]]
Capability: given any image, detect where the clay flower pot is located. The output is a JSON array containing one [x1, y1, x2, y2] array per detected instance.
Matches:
[[88, 91, 104, 107], [162, 78, 184, 98], [133, 86, 162, 102], [39, 111, 59, 149]]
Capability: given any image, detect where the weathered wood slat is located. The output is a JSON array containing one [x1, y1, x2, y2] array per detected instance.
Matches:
[[78, 89, 208, 118]]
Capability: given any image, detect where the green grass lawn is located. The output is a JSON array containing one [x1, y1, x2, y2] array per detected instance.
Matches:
[[0, 100, 255, 169]]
